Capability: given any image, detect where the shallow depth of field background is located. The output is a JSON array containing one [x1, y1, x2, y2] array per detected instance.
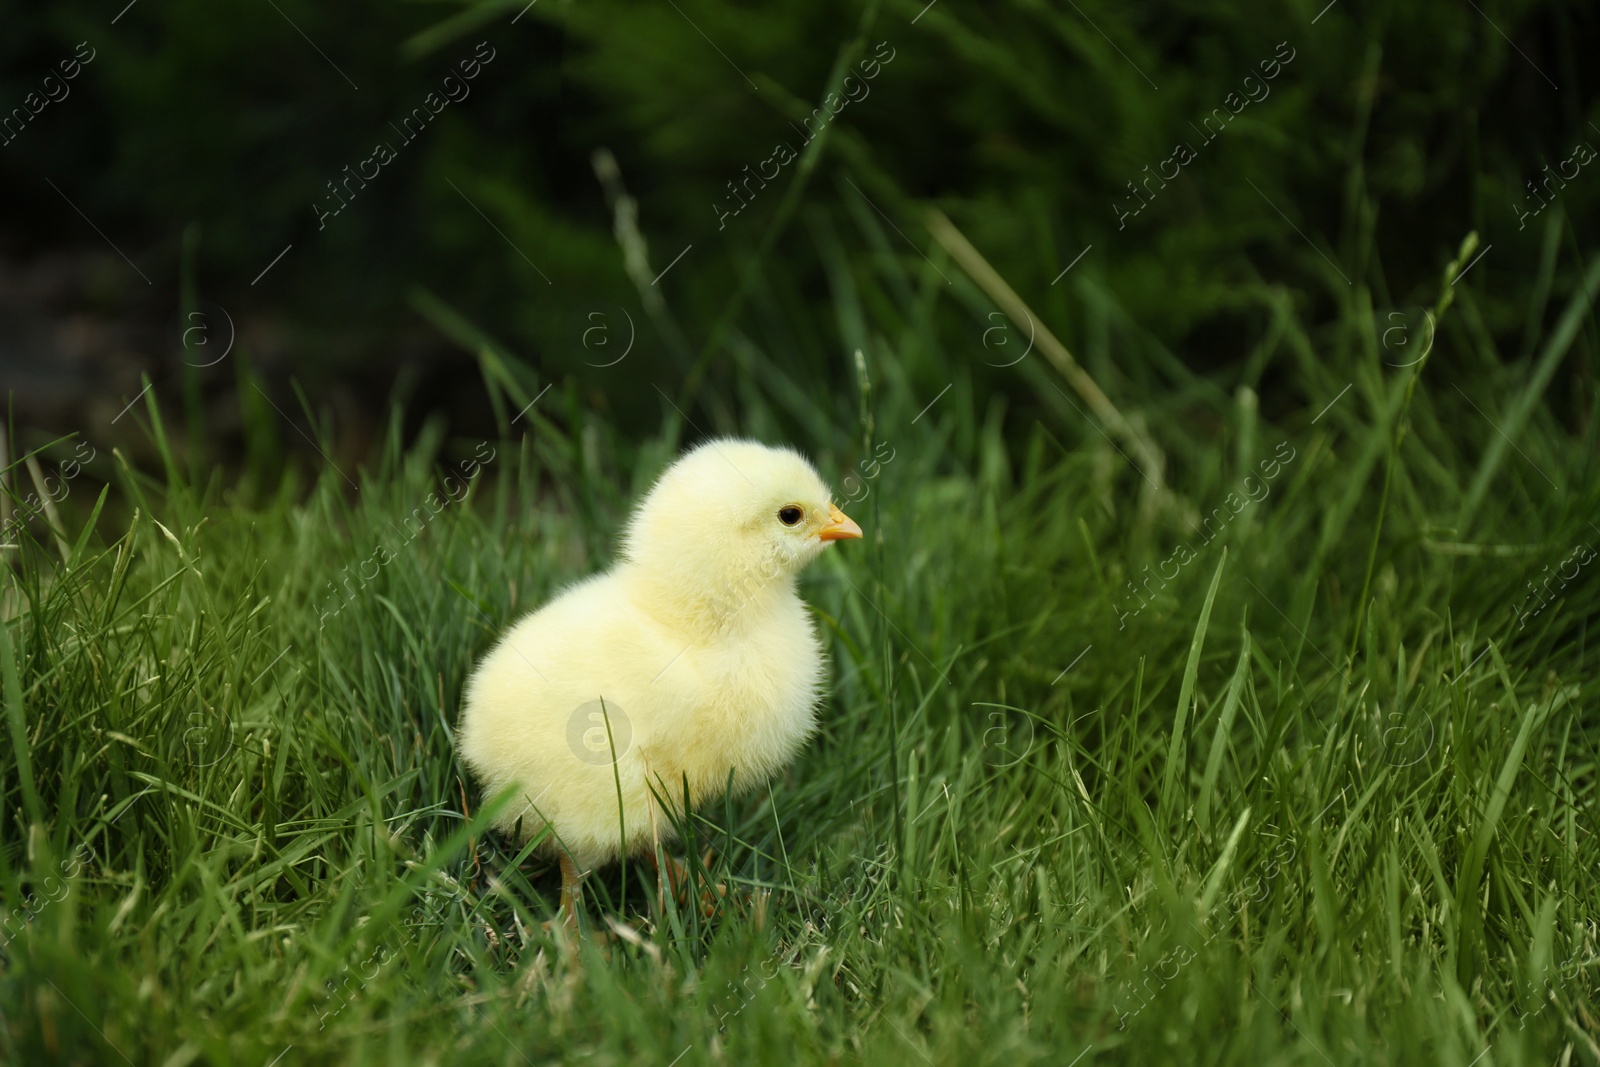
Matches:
[[1, 1, 1598, 1064]]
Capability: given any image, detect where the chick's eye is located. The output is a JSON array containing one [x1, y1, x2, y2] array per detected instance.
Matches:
[[777, 506, 804, 526]]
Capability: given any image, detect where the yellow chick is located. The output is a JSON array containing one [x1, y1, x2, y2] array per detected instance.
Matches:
[[458, 438, 862, 927]]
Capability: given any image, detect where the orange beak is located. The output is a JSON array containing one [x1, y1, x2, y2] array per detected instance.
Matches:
[[818, 503, 863, 542]]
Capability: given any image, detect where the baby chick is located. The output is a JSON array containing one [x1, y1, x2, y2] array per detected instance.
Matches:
[[458, 438, 862, 928]]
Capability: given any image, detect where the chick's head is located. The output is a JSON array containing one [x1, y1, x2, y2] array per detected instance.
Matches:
[[621, 439, 862, 627]]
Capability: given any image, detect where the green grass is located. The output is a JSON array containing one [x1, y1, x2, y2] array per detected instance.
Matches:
[[2, 204, 1599, 1066]]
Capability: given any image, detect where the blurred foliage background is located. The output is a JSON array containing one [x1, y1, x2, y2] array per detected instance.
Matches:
[[1, 0, 1595, 470]]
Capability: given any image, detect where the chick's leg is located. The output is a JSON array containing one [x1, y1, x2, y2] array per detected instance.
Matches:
[[645, 847, 691, 902], [558, 851, 583, 934], [645, 791, 668, 903], [641, 758, 672, 908]]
